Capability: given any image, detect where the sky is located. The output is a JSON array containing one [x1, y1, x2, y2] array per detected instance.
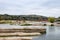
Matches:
[[0, 0, 60, 17]]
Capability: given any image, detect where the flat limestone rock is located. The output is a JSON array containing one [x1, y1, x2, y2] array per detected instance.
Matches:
[[0, 37, 32, 40], [0, 32, 41, 36]]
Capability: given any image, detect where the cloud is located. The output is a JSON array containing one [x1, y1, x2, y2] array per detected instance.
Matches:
[[0, 0, 60, 17], [42, 0, 60, 8]]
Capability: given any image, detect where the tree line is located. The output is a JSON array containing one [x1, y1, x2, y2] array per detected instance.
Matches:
[[0, 14, 48, 21]]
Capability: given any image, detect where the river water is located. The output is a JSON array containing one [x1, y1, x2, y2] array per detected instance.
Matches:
[[32, 26, 60, 40]]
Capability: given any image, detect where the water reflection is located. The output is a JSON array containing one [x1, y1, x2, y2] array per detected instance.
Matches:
[[32, 26, 60, 40]]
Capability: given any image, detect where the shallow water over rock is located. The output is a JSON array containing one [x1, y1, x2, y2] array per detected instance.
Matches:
[[0, 24, 46, 29]]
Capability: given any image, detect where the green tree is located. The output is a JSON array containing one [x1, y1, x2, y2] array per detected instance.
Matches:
[[48, 17, 55, 23]]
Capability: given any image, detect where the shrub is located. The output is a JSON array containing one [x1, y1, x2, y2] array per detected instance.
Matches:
[[43, 24, 47, 26], [50, 24, 54, 26], [48, 17, 55, 23], [21, 24, 32, 26]]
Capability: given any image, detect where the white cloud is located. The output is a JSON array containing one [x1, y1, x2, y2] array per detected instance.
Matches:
[[0, 0, 60, 17]]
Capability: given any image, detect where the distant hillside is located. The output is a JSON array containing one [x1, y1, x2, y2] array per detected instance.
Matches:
[[0, 14, 48, 21]]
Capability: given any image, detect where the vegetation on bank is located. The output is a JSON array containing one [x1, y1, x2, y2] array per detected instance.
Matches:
[[21, 24, 32, 26], [50, 24, 54, 26], [43, 24, 47, 26], [0, 14, 60, 26], [0, 20, 12, 24], [48, 17, 55, 23]]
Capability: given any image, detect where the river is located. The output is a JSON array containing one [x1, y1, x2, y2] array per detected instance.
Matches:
[[32, 26, 60, 40]]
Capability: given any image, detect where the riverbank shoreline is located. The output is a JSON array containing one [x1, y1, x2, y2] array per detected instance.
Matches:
[[0, 27, 46, 40]]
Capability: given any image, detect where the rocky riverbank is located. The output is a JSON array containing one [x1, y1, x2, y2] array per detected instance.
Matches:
[[0, 28, 46, 40], [0, 37, 32, 40]]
